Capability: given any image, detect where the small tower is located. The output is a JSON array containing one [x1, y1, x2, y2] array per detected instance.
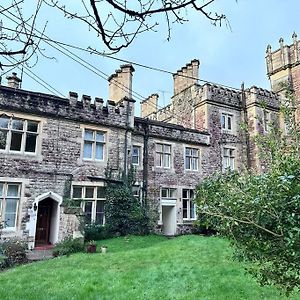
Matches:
[[266, 33, 300, 122]]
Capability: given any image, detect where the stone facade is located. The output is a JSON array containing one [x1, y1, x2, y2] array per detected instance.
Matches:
[[0, 34, 299, 248]]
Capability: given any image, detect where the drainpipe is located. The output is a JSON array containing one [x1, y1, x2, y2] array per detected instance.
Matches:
[[142, 119, 149, 206], [241, 82, 251, 170], [124, 99, 130, 177]]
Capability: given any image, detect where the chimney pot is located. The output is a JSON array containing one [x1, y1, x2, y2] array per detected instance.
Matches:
[[6, 72, 22, 89]]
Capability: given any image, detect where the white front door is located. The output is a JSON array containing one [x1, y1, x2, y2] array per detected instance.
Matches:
[[162, 205, 176, 236]]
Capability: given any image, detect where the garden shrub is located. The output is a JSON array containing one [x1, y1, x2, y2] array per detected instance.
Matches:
[[84, 223, 111, 242], [105, 168, 152, 236], [0, 239, 28, 269], [195, 88, 300, 294], [53, 237, 84, 257]]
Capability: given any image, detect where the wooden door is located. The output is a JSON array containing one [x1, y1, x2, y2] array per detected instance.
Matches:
[[35, 205, 50, 244]]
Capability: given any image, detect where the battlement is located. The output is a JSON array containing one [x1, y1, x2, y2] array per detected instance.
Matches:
[[156, 104, 173, 122], [266, 33, 300, 76], [245, 86, 279, 109], [200, 83, 241, 107], [0, 84, 134, 129]]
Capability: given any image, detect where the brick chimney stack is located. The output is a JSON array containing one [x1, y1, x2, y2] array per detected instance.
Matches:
[[6, 72, 21, 89], [108, 64, 135, 103], [141, 93, 159, 118], [173, 59, 200, 95]]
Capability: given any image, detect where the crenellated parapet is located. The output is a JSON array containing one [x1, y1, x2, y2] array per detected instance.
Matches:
[[199, 83, 241, 107], [266, 33, 300, 96], [0, 85, 133, 129], [134, 117, 210, 146], [155, 104, 173, 122], [245, 86, 280, 109], [266, 33, 300, 76]]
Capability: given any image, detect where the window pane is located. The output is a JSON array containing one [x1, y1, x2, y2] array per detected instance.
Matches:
[[161, 189, 168, 198], [84, 201, 93, 223], [192, 157, 198, 170], [185, 158, 191, 170], [96, 201, 104, 213], [185, 148, 191, 156], [10, 132, 23, 151], [227, 116, 232, 130], [169, 189, 176, 198], [156, 144, 163, 152], [95, 201, 105, 225], [0, 183, 3, 197], [95, 143, 104, 160], [182, 189, 188, 199], [7, 184, 19, 197], [163, 154, 170, 168], [97, 187, 106, 198], [83, 142, 93, 159], [12, 119, 24, 130], [96, 132, 104, 142], [221, 115, 226, 128], [183, 200, 188, 218], [156, 153, 162, 167], [132, 146, 139, 155], [0, 130, 7, 149], [25, 133, 37, 152], [85, 187, 94, 198], [84, 130, 94, 141], [132, 155, 139, 165], [0, 117, 9, 129], [164, 145, 171, 153], [73, 187, 82, 198], [190, 202, 195, 219], [27, 121, 38, 133], [4, 198, 18, 228], [192, 149, 199, 157]]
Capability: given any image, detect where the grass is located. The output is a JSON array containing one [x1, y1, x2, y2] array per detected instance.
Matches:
[[0, 235, 299, 300]]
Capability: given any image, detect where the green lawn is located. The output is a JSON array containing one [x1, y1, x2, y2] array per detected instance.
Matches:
[[0, 235, 299, 300]]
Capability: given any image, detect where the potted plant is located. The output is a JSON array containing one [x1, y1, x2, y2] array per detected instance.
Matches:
[[101, 245, 107, 253], [86, 240, 97, 253]]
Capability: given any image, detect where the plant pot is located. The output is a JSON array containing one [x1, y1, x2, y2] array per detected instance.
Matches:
[[101, 247, 107, 254], [87, 244, 97, 253]]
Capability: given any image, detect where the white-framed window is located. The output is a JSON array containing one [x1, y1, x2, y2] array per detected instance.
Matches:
[[222, 147, 235, 171], [0, 182, 21, 230], [185, 147, 199, 171], [221, 113, 233, 132], [0, 116, 39, 154], [83, 129, 105, 161], [182, 189, 196, 220], [161, 187, 177, 199], [156, 143, 171, 168], [72, 186, 106, 224], [263, 110, 271, 133], [132, 185, 141, 200], [132, 145, 141, 166]]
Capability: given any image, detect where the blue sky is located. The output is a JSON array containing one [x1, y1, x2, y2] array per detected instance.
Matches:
[[1, 0, 300, 115]]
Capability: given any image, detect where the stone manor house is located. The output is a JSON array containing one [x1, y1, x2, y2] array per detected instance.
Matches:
[[0, 34, 299, 248]]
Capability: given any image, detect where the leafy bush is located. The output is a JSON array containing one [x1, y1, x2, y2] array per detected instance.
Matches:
[[196, 87, 300, 295], [105, 168, 152, 236], [84, 223, 111, 242], [0, 239, 28, 269], [53, 237, 84, 257]]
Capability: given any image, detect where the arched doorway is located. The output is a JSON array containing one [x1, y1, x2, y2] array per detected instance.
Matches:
[[33, 192, 62, 247]]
